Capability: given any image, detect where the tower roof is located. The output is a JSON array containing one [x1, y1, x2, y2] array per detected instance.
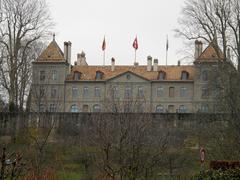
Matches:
[[196, 42, 224, 62], [37, 40, 65, 62]]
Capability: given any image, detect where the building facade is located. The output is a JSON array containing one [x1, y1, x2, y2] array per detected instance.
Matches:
[[31, 38, 225, 113]]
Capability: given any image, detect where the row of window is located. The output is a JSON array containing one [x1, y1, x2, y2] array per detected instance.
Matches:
[[72, 86, 145, 98], [39, 70, 209, 82], [40, 70, 58, 81], [39, 85, 209, 100], [71, 86, 189, 98], [156, 105, 188, 113], [70, 104, 209, 113], [70, 104, 100, 112], [39, 103, 209, 113]]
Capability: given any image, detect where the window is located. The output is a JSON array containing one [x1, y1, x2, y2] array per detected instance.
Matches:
[[83, 105, 89, 112], [202, 70, 208, 81], [96, 71, 104, 80], [157, 87, 164, 97], [138, 87, 144, 98], [93, 104, 101, 112], [181, 71, 189, 80], [179, 105, 187, 113], [124, 104, 131, 112], [200, 104, 209, 112], [94, 87, 101, 97], [51, 87, 57, 98], [180, 87, 188, 97], [49, 104, 56, 112], [52, 70, 57, 80], [83, 87, 88, 97], [126, 74, 131, 80], [40, 71, 45, 81], [39, 86, 45, 97], [201, 87, 209, 99], [125, 86, 132, 98], [113, 86, 119, 98], [137, 103, 145, 112], [39, 104, 45, 112], [112, 104, 118, 113], [158, 71, 166, 80], [74, 72, 81, 80], [156, 105, 164, 113], [70, 104, 79, 112], [168, 105, 175, 113], [169, 87, 175, 97], [72, 86, 78, 98]]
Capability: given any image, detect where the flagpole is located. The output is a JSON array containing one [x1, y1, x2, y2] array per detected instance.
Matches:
[[166, 49, 168, 67], [103, 50, 105, 66], [134, 49, 136, 63], [166, 35, 168, 67]]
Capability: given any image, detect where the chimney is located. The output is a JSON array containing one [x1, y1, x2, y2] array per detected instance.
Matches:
[[178, 60, 181, 66], [194, 40, 203, 60], [147, 56, 152, 71], [134, 62, 139, 67], [111, 57, 115, 71], [67, 41, 72, 64], [153, 59, 158, 71], [64, 42, 68, 61], [77, 51, 88, 66]]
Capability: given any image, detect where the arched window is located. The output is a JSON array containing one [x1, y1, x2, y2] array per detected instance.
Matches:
[[70, 104, 79, 112], [158, 71, 166, 80], [181, 71, 189, 80], [201, 70, 208, 81], [74, 72, 82, 80], [93, 104, 101, 112], [156, 105, 164, 113], [96, 71, 104, 80], [179, 105, 187, 113]]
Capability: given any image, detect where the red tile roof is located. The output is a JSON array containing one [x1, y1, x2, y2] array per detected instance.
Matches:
[[37, 40, 65, 62], [197, 42, 224, 61], [66, 65, 196, 81]]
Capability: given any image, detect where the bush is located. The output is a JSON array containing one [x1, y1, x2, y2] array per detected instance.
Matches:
[[193, 168, 240, 180], [210, 161, 240, 170]]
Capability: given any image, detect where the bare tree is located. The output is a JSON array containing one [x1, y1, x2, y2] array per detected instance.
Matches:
[[176, 0, 240, 69], [0, 0, 53, 111]]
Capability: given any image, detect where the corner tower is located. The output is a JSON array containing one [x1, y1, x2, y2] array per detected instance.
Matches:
[[31, 36, 71, 112]]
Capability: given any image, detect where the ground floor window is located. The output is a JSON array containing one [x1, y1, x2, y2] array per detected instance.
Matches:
[[200, 104, 209, 112], [179, 105, 187, 113], [93, 104, 101, 112], [156, 105, 164, 113], [49, 104, 57, 112], [168, 105, 175, 113], [83, 105, 89, 112], [39, 104, 45, 112], [70, 104, 79, 112]]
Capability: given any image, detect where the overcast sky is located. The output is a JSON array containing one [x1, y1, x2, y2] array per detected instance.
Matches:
[[47, 0, 188, 66]]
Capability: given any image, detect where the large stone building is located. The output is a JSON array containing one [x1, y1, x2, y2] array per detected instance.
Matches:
[[31, 38, 225, 113]]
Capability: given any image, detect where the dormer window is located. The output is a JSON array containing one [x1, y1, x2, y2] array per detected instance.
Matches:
[[158, 71, 166, 80], [74, 72, 81, 80], [96, 71, 104, 80], [181, 71, 189, 80]]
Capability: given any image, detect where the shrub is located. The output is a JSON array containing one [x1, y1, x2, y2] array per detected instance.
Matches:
[[193, 168, 240, 179], [210, 161, 240, 170]]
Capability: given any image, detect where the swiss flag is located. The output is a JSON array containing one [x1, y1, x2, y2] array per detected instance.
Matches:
[[133, 37, 138, 50]]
